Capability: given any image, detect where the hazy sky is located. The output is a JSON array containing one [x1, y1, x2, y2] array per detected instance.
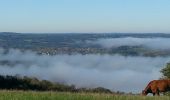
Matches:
[[0, 0, 170, 33]]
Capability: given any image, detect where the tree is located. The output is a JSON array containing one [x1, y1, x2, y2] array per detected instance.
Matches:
[[161, 63, 170, 78]]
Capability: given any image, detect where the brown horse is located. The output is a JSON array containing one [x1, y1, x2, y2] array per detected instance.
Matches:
[[142, 80, 170, 96]]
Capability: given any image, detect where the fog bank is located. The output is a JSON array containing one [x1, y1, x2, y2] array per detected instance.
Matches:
[[0, 49, 169, 93], [90, 37, 170, 50]]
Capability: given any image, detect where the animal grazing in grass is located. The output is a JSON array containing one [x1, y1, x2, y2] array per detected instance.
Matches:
[[142, 80, 170, 96]]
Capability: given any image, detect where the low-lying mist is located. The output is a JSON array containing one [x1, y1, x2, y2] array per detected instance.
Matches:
[[89, 37, 170, 50], [0, 49, 170, 93]]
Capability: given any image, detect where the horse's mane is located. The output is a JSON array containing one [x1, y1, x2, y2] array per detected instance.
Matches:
[[144, 80, 154, 92]]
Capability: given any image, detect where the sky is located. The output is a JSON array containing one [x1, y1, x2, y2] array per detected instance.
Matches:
[[0, 0, 170, 33]]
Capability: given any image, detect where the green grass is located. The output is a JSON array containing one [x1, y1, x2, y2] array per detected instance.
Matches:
[[0, 91, 169, 100]]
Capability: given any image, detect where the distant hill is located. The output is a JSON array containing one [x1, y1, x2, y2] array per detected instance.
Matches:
[[0, 32, 170, 56]]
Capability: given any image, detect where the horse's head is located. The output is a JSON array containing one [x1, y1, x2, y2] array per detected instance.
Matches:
[[142, 90, 147, 96]]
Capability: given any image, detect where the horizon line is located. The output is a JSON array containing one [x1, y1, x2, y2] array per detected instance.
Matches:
[[0, 32, 169, 34]]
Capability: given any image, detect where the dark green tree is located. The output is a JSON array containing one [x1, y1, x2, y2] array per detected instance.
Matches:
[[161, 63, 170, 78]]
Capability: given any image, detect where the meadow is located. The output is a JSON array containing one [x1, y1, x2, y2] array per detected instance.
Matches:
[[0, 91, 169, 100]]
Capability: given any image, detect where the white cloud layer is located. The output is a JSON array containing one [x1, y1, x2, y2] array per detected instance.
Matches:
[[89, 37, 170, 50], [0, 49, 170, 93]]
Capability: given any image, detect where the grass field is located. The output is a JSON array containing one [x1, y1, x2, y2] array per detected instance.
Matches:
[[0, 91, 169, 100]]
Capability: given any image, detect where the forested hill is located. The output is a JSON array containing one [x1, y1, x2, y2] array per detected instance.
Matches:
[[0, 75, 113, 94]]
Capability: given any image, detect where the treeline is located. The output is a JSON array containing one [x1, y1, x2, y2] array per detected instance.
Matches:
[[0, 75, 112, 93]]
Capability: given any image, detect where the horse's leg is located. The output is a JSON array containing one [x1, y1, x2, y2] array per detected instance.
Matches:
[[156, 89, 160, 96], [156, 92, 160, 96], [152, 89, 158, 96]]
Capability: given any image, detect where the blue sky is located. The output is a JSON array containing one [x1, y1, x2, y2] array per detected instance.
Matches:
[[0, 0, 170, 33]]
